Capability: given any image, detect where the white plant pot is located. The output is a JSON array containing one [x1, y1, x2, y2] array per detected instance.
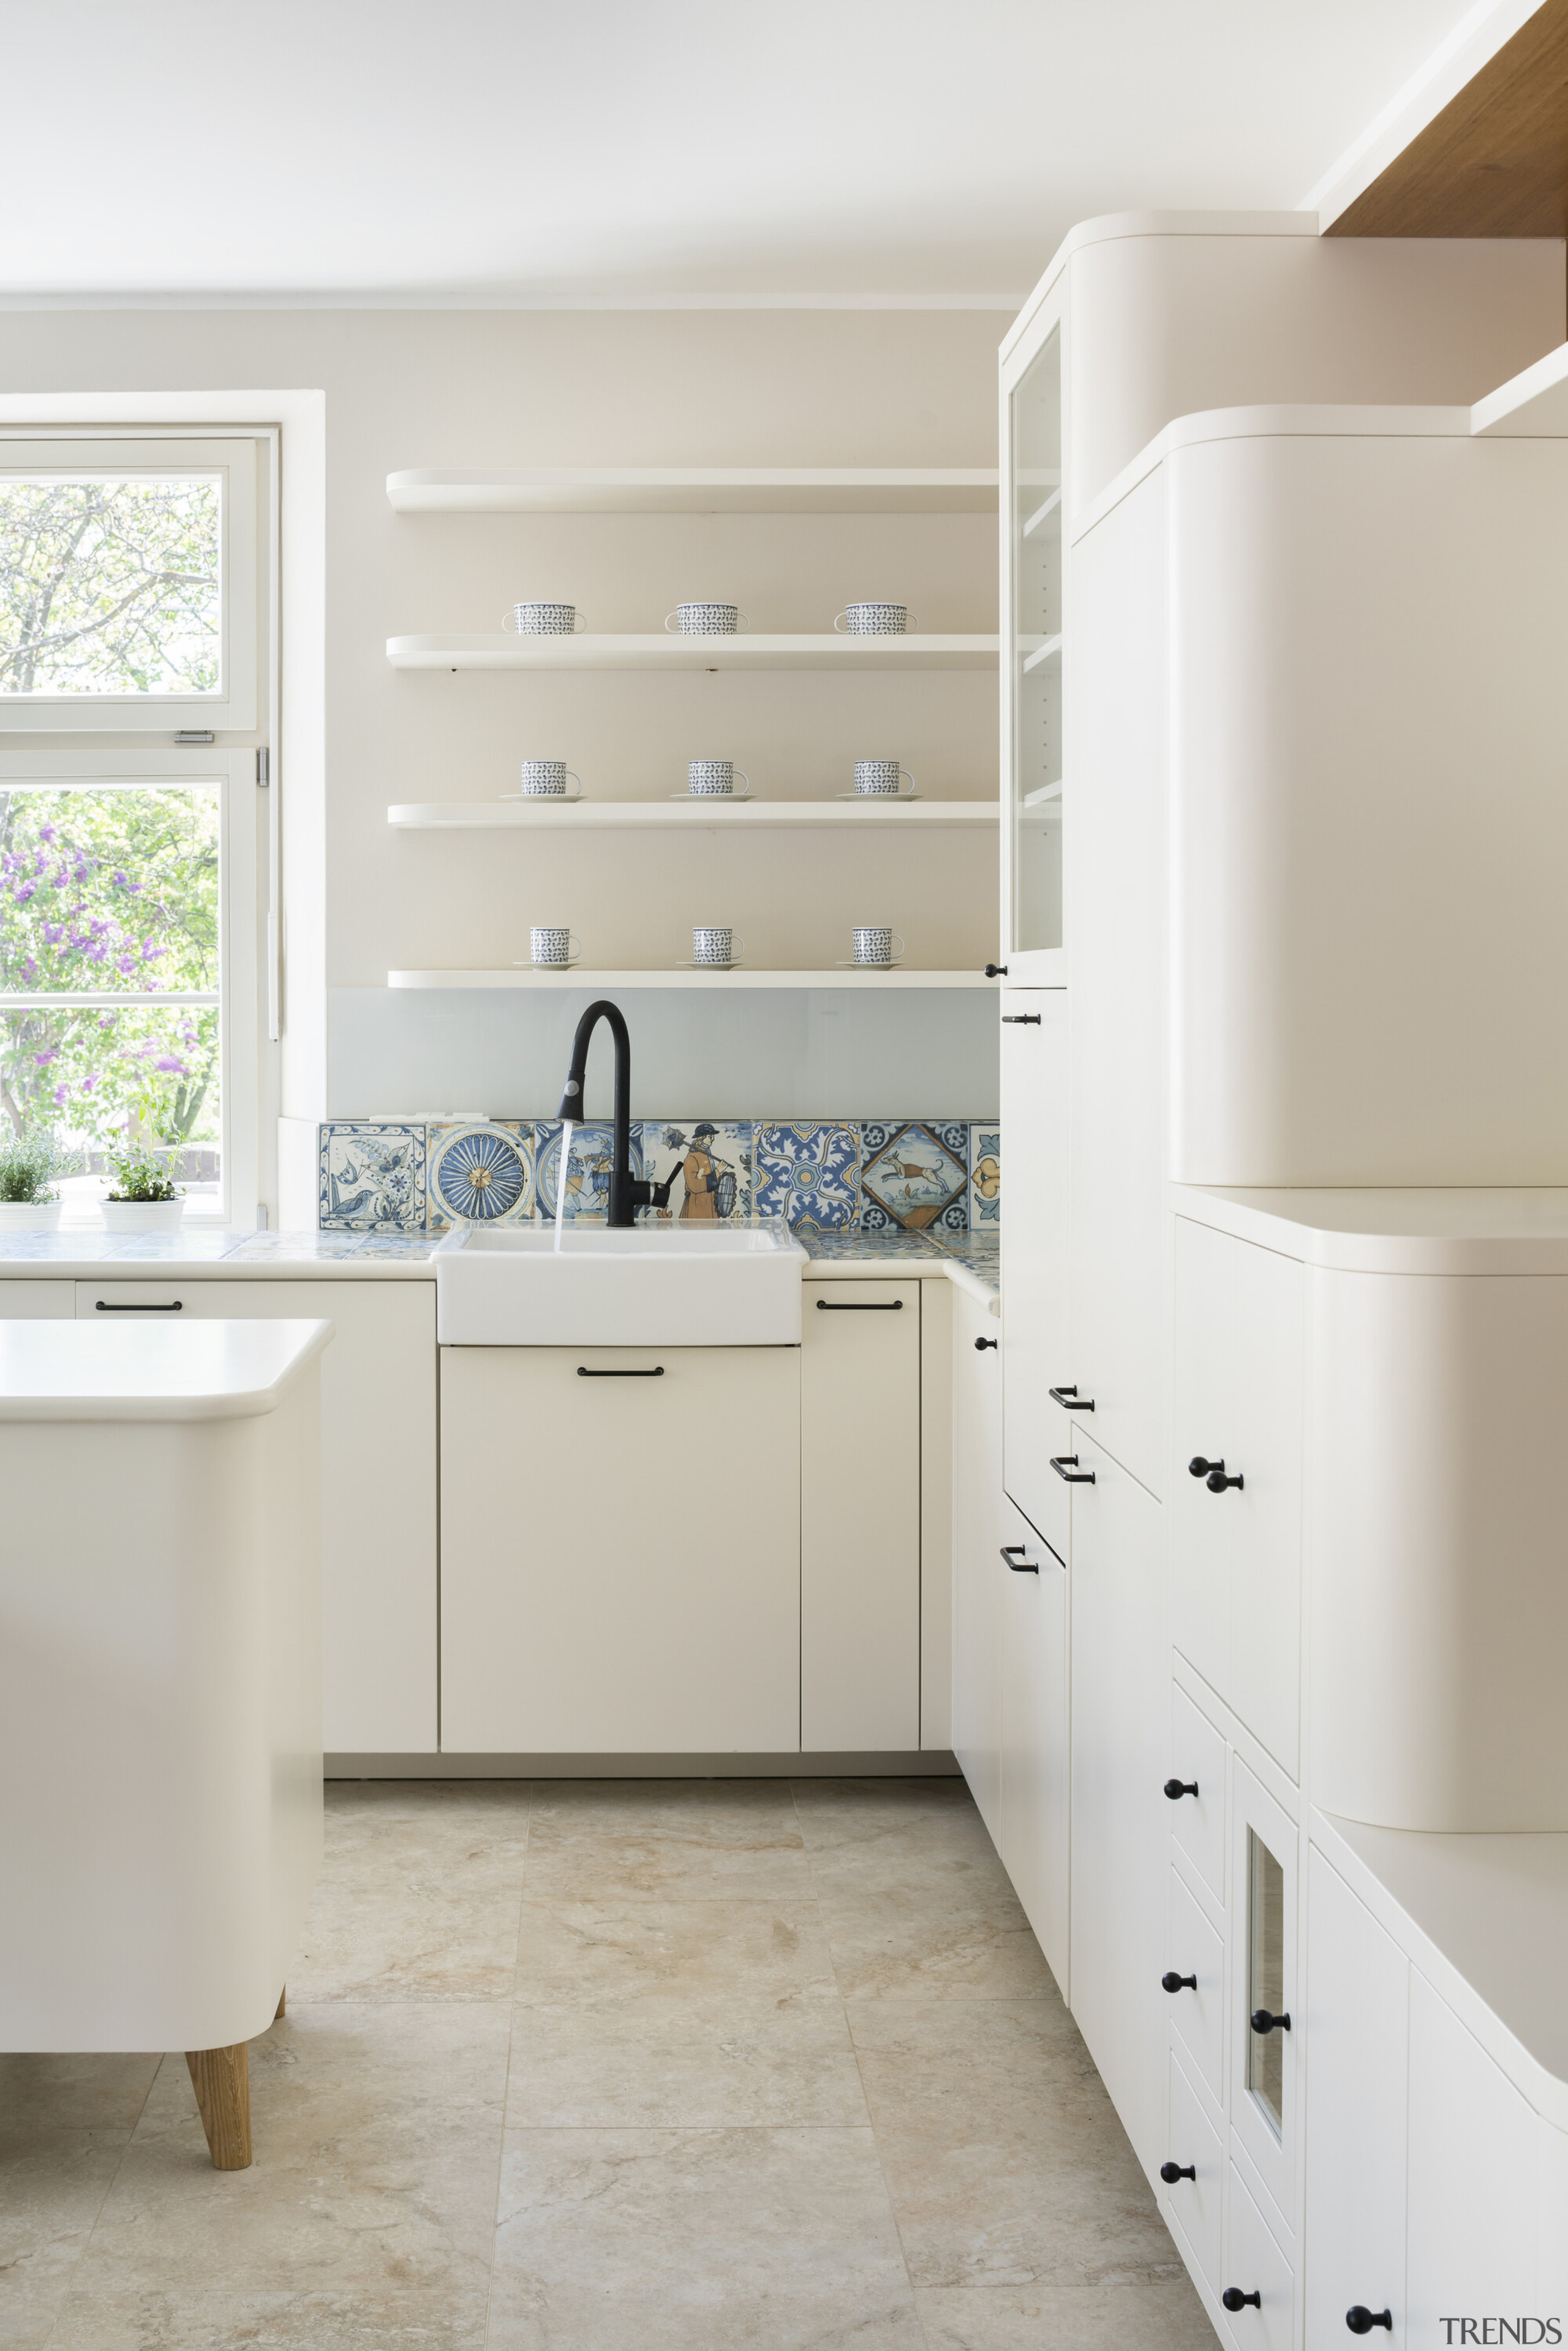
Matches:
[[0, 1199, 62, 1233], [100, 1198, 186, 1233]]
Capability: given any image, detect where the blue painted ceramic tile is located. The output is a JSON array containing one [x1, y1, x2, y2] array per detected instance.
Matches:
[[533, 1120, 643, 1222], [970, 1125, 1001, 1228], [318, 1123, 426, 1231], [799, 1230, 947, 1260], [859, 1120, 968, 1233], [427, 1121, 533, 1230], [754, 1122, 860, 1232], [638, 1119, 753, 1224]]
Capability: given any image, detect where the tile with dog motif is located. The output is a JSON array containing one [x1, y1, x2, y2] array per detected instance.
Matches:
[[859, 1120, 968, 1232]]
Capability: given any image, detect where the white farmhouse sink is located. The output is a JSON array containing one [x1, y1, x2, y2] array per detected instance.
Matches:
[[434, 1221, 805, 1346]]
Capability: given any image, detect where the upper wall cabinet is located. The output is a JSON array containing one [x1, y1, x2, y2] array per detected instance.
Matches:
[[1000, 293, 1066, 983]]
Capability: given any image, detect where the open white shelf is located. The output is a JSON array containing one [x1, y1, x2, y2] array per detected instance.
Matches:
[[1472, 342, 1568, 438], [387, 798, 999, 832], [386, 466, 998, 514], [386, 632, 998, 673], [388, 967, 998, 991], [1022, 486, 1062, 539], [1020, 633, 1063, 675]]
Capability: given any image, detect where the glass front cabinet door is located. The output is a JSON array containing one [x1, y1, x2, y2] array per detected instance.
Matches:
[[1000, 284, 1066, 981]]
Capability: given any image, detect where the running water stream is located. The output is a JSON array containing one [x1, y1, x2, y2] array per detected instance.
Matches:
[[554, 1120, 572, 1250]]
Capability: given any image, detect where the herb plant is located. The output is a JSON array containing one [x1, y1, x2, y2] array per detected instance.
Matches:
[[103, 1131, 182, 1204], [0, 1121, 79, 1204]]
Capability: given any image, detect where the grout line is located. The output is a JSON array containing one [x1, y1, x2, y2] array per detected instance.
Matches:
[[41, 2051, 167, 2346], [483, 1776, 533, 2348]]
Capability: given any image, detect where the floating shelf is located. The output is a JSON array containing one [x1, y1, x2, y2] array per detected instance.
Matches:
[[1472, 341, 1568, 438], [386, 633, 998, 673], [388, 967, 998, 991], [1022, 487, 1062, 539], [386, 467, 999, 514], [388, 799, 1000, 832]]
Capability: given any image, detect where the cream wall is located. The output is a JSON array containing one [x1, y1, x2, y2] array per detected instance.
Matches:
[[0, 309, 1008, 1138]]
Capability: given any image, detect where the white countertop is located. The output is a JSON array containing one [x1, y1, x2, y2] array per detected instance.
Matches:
[[1174, 1185, 1568, 1274], [0, 1318, 333, 1420]]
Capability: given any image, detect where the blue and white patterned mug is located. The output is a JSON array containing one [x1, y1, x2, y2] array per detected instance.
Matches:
[[692, 925, 744, 966], [834, 602, 918, 635], [519, 760, 582, 798], [666, 602, 750, 635], [854, 761, 916, 797], [852, 926, 905, 966], [688, 760, 752, 798], [530, 926, 581, 967], [503, 602, 584, 635]]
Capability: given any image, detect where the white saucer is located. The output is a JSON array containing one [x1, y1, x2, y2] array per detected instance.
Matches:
[[513, 959, 582, 970], [499, 793, 584, 802], [668, 792, 754, 802], [676, 959, 745, 970], [835, 959, 904, 968], [834, 793, 921, 802]]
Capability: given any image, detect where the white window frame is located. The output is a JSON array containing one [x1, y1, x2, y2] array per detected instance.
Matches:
[[0, 436, 258, 732], [0, 748, 259, 1224]]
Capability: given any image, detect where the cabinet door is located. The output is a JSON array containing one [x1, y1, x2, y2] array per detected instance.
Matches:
[[1001, 987, 1070, 1558], [1406, 1970, 1539, 2335], [77, 1277, 437, 1754], [1166, 2047, 1224, 2293], [1069, 1426, 1166, 2173], [1303, 1851, 1408, 2350], [1169, 1683, 1227, 1907], [801, 1280, 920, 1751], [441, 1345, 800, 1754], [0, 1281, 74, 1318], [952, 1287, 1004, 1843], [1172, 1217, 1304, 1776], [1228, 1762, 1298, 2222], [1167, 1865, 1226, 2105], [1225, 2163, 1296, 2351], [997, 1495, 1069, 1994]]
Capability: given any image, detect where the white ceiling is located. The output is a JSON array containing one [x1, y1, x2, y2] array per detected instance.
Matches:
[[0, 0, 1476, 305]]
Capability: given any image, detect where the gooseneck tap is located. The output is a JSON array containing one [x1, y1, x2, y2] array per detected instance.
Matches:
[[555, 998, 676, 1228]]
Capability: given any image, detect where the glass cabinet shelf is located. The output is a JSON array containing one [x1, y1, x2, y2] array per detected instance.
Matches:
[[1006, 323, 1065, 957]]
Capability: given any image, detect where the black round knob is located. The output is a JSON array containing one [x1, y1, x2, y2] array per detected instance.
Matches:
[[984, 963, 1008, 978], [974, 1336, 997, 1351], [1223, 2289, 1262, 2314], [1160, 2161, 1196, 2184], [1207, 1467, 1245, 1493], [1188, 1456, 1219, 1479], [1345, 2311, 1393, 2336], [1250, 2008, 1291, 2036], [1163, 1778, 1199, 1801], [1161, 1971, 1197, 1994]]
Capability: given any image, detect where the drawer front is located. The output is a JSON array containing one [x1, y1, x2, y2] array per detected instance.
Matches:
[[1166, 1865, 1226, 2104], [997, 1495, 1069, 1993], [1223, 2163, 1295, 2351], [1169, 1682, 1226, 1906], [1165, 2047, 1223, 2292]]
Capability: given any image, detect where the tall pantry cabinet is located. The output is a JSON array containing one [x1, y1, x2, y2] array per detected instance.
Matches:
[[972, 211, 1568, 2348]]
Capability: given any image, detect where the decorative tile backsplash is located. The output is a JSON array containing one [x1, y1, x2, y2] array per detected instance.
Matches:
[[319, 1117, 1000, 1234]]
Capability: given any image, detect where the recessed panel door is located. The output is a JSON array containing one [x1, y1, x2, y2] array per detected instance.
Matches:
[[997, 1495, 1068, 1994], [1001, 986, 1070, 1559]]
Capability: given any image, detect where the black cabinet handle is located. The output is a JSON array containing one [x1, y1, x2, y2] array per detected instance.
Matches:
[[1161, 1971, 1197, 1994], [974, 1335, 997, 1350], [1208, 1468, 1244, 1492], [1050, 1384, 1095, 1409], [1050, 1455, 1096, 1484], [1164, 1778, 1199, 1802], [1223, 2290, 1262, 2314], [1250, 2008, 1291, 2036], [578, 1365, 665, 1378], [96, 1299, 183, 1311], [985, 963, 1008, 978], [816, 1298, 904, 1311], [1188, 1455, 1219, 1477], [1160, 2162, 1196, 2184], [1346, 2312, 1393, 2336], [1001, 1012, 1040, 1025], [1000, 1544, 1039, 1576]]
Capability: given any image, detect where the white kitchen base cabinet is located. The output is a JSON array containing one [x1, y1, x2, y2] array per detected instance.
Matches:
[[996, 1495, 1069, 1994], [440, 1345, 801, 1753], [0, 1280, 73, 1318], [1001, 987, 1069, 1558], [951, 1285, 1005, 1843], [801, 1280, 920, 1751]]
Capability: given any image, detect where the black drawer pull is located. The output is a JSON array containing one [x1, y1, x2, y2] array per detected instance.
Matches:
[[577, 1365, 665, 1378], [1050, 1455, 1095, 1484], [816, 1298, 904, 1311], [1223, 2290, 1262, 2314], [1000, 1544, 1038, 1576], [96, 1299, 183, 1311], [974, 1335, 997, 1351], [1001, 1013, 1040, 1024], [1162, 1971, 1197, 1994], [985, 963, 1008, 978], [1346, 2312, 1393, 2336], [1164, 1778, 1199, 1802], [1160, 2162, 1196, 2185], [1250, 2007, 1291, 2036], [1050, 1384, 1094, 1409]]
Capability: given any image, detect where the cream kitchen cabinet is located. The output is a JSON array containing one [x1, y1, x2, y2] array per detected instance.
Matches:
[[440, 1343, 801, 1754], [951, 1282, 1005, 1843], [996, 1492, 1069, 1993], [0, 1280, 73, 1318], [1000, 987, 1069, 1560], [801, 1279, 921, 1751], [75, 1276, 437, 1754]]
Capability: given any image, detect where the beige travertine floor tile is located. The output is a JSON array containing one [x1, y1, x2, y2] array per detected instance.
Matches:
[[0, 2053, 159, 2135], [820, 1885, 1058, 2001], [43, 2002, 510, 2351], [525, 1780, 813, 1904], [293, 1780, 531, 2001], [847, 2001, 1181, 2289], [512, 1895, 842, 2007], [797, 1781, 1019, 1906], [505, 1996, 867, 2129], [0, 2130, 129, 2351], [914, 2280, 1216, 2350], [488, 2124, 923, 2350]]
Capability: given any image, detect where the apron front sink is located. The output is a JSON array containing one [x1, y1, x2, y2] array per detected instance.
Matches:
[[434, 1221, 805, 1345]]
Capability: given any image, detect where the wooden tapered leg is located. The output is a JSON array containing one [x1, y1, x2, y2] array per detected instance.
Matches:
[[185, 2042, 252, 2170], [274, 1986, 285, 2020]]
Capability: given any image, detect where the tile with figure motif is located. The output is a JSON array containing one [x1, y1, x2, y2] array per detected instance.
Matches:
[[970, 1125, 1001, 1228], [637, 1119, 753, 1225], [318, 1123, 426, 1230], [753, 1122, 860, 1232], [426, 1121, 533, 1230], [859, 1120, 968, 1233], [534, 1121, 643, 1223]]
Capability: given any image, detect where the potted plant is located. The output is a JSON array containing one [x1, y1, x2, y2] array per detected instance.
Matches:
[[101, 1130, 186, 1232], [0, 1122, 80, 1232]]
